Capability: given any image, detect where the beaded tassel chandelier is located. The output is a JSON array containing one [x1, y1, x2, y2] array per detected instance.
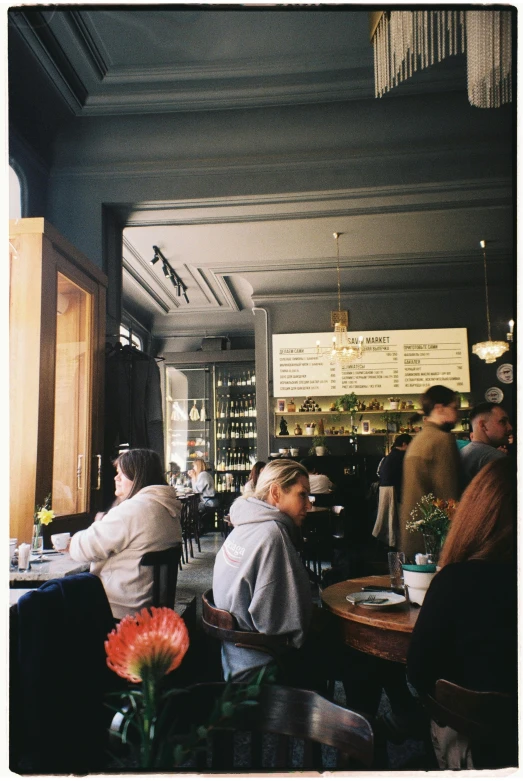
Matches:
[[371, 10, 512, 109], [471, 240, 509, 364], [316, 232, 364, 364]]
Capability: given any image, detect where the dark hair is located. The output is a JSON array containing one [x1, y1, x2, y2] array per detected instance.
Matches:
[[469, 402, 502, 424], [248, 461, 266, 489], [113, 448, 167, 500], [439, 458, 514, 567], [420, 385, 457, 416], [300, 457, 316, 474], [393, 433, 412, 448]]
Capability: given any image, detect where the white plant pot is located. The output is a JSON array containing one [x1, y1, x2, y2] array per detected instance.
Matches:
[[315, 446, 326, 456], [389, 401, 399, 410], [402, 567, 436, 606], [305, 427, 314, 435]]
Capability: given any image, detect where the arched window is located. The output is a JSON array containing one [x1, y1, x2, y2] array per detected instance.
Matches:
[[9, 165, 22, 219]]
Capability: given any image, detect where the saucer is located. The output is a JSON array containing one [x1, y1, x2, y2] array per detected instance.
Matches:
[[346, 591, 406, 609]]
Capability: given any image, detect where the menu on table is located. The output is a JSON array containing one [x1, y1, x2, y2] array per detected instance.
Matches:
[[273, 328, 470, 397]]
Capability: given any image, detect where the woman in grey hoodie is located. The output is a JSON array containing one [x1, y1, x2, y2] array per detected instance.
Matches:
[[212, 459, 313, 681]]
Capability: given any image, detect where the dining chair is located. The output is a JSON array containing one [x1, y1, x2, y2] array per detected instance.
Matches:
[[140, 544, 183, 609], [201, 589, 289, 677], [422, 678, 517, 768], [168, 682, 374, 770]]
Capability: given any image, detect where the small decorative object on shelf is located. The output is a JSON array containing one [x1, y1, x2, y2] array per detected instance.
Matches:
[[286, 398, 296, 412], [406, 494, 458, 564], [279, 417, 289, 436], [388, 397, 401, 409], [294, 423, 302, 435], [32, 493, 55, 555]]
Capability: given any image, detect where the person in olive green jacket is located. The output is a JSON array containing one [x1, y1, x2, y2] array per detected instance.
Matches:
[[399, 386, 461, 561]]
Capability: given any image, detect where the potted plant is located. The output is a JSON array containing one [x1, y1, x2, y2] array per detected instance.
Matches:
[[382, 410, 402, 433], [336, 393, 359, 412], [309, 435, 329, 456]]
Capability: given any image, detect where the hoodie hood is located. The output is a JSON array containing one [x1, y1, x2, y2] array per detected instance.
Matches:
[[229, 496, 295, 534], [133, 485, 182, 517]]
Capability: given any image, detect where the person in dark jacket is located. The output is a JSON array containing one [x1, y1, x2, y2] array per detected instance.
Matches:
[[407, 458, 516, 769], [372, 433, 412, 547]]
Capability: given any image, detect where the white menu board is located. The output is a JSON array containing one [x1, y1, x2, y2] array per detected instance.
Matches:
[[273, 328, 470, 396]]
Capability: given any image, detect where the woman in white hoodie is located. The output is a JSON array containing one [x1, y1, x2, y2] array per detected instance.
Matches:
[[69, 448, 182, 619]]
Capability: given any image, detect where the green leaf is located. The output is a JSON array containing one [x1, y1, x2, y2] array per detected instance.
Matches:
[[246, 684, 260, 697], [196, 725, 208, 739], [221, 701, 234, 718], [173, 744, 185, 766]]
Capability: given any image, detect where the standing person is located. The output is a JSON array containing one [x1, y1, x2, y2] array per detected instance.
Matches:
[[399, 386, 461, 561], [372, 433, 412, 548], [459, 402, 512, 485], [407, 458, 516, 769], [69, 448, 182, 620], [242, 461, 266, 494], [212, 460, 313, 682]]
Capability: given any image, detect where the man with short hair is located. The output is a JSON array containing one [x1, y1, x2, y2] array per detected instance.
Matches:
[[460, 403, 512, 484], [400, 385, 461, 560], [300, 457, 334, 494]]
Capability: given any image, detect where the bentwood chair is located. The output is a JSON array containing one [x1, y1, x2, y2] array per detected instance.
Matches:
[[140, 544, 183, 609], [166, 682, 374, 770], [422, 679, 517, 769]]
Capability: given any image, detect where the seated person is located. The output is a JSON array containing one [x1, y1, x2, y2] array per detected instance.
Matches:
[[212, 460, 313, 682], [69, 448, 182, 620], [300, 457, 334, 493], [372, 433, 412, 547], [407, 458, 516, 769], [242, 460, 266, 494], [188, 458, 217, 511]]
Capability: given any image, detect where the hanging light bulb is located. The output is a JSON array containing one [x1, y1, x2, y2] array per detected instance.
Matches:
[[471, 240, 509, 364], [316, 232, 364, 364]]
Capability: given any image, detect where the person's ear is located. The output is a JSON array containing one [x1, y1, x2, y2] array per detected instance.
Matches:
[[269, 482, 281, 504]]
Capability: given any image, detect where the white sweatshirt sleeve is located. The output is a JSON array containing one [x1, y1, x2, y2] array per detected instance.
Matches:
[[69, 503, 132, 563]]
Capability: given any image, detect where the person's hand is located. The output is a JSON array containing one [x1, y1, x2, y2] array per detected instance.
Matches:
[[188, 469, 195, 478]]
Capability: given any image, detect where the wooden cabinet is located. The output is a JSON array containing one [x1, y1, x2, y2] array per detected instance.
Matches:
[[9, 218, 107, 544]]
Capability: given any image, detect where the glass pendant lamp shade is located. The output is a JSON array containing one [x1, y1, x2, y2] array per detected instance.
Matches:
[[471, 240, 509, 364]]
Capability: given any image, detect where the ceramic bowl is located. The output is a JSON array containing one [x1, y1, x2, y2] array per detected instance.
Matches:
[[402, 563, 436, 605], [290, 448, 299, 456]]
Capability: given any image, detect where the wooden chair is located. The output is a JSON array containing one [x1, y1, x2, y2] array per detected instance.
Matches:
[[201, 589, 290, 674], [423, 679, 517, 768], [173, 682, 374, 770], [140, 544, 183, 608]]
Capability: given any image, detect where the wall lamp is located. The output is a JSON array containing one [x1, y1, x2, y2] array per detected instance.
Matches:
[[150, 245, 189, 303]]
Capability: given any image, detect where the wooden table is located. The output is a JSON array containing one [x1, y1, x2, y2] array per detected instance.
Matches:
[[9, 552, 89, 588], [321, 575, 420, 664]]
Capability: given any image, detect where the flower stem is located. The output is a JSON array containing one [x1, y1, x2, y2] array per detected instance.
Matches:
[[141, 675, 157, 768]]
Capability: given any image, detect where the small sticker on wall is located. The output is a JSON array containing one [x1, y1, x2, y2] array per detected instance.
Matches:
[[496, 363, 513, 384], [485, 387, 504, 404]]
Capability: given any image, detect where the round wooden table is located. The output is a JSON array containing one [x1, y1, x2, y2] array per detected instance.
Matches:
[[321, 575, 420, 664]]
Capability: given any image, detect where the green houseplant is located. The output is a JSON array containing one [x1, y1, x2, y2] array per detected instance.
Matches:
[[336, 393, 358, 413], [309, 435, 329, 456]]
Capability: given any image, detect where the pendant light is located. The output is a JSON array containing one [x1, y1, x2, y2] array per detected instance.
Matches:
[[471, 240, 509, 364], [316, 232, 364, 364]]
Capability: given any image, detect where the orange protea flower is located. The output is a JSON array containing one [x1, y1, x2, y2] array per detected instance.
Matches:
[[105, 607, 189, 684], [446, 499, 459, 519]]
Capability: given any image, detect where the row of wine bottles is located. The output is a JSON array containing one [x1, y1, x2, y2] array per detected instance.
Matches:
[[216, 369, 255, 387], [215, 447, 257, 472], [217, 395, 257, 418], [217, 420, 257, 440], [215, 473, 249, 493]]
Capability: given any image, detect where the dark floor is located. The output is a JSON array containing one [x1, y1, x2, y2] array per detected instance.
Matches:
[[176, 529, 436, 771]]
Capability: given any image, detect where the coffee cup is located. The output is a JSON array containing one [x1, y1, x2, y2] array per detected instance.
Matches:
[[51, 532, 71, 551]]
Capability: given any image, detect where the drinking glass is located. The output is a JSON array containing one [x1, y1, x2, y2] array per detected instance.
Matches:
[[388, 551, 405, 590]]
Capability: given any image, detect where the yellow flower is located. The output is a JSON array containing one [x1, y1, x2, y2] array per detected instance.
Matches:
[[37, 508, 55, 526]]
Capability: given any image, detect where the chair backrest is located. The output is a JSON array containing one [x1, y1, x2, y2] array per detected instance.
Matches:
[[201, 589, 288, 656], [140, 544, 182, 608], [177, 682, 374, 770], [425, 679, 516, 742]]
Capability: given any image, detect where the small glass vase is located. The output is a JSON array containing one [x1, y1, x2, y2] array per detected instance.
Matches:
[[31, 523, 43, 557], [422, 532, 441, 564]]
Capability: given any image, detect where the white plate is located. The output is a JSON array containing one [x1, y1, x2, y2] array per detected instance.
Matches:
[[346, 591, 406, 609]]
